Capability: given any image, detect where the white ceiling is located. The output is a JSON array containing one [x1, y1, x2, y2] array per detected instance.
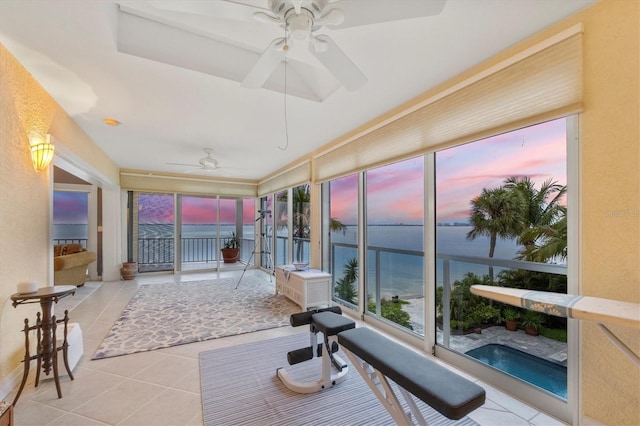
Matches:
[[0, 0, 595, 181]]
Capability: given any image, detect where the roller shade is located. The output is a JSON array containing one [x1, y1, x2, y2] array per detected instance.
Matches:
[[120, 170, 258, 197], [258, 160, 311, 196], [313, 25, 583, 183]]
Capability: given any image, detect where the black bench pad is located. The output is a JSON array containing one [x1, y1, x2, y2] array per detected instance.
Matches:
[[338, 327, 485, 420], [312, 311, 355, 336]]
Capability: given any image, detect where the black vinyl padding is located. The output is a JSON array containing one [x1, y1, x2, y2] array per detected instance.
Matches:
[[338, 327, 485, 420], [290, 306, 342, 327], [311, 311, 356, 336]]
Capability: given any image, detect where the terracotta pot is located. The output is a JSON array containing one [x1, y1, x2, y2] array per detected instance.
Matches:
[[221, 248, 240, 263], [121, 262, 138, 280], [505, 320, 518, 331], [525, 326, 539, 336]]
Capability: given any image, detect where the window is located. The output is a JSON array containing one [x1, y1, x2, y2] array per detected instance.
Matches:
[[365, 158, 425, 335], [326, 174, 359, 308], [434, 118, 568, 399]]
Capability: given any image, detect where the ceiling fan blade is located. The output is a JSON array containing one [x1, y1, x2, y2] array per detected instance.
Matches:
[[327, 0, 446, 29], [242, 37, 288, 89], [167, 162, 202, 168], [145, 0, 269, 22], [309, 35, 366, 91]]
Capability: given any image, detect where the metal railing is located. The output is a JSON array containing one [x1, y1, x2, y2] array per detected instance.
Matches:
[[53, 239, 87, 247]]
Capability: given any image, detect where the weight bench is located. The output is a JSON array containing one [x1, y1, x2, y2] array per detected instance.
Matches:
[[277, 306, 355, 394], [338, 327, 485, 425]]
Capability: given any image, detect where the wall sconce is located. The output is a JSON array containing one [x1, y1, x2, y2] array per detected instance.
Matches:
[[30, 134, 55, 171]]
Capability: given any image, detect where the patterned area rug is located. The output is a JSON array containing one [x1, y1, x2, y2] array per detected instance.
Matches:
[[200, 333, 480, 426], [93, 277, 301, 359]]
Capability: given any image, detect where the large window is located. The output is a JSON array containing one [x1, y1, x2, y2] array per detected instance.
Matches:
[[327, 174, 359, 308], [434, 118, 568, 399], [365, 158, 425, 335]]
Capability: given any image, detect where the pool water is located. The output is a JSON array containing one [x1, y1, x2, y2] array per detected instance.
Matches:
[[466, 344, 567, 399]]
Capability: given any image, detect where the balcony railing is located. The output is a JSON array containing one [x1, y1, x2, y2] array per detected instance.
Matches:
[[53, 239, 87, 247]]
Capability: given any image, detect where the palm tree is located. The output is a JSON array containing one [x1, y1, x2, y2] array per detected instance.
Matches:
[[503, 176, 566, 261], [467, 186, 524, 279], [276, 184, 347, 261], [517, 209, 567, 262]]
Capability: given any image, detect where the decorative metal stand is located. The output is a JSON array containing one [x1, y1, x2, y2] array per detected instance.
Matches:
[[236, 210, 274, 289], [13, 311, 74, 406]]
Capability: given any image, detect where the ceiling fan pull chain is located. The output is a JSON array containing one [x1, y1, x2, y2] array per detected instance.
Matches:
[[279, 25, 290, 151]]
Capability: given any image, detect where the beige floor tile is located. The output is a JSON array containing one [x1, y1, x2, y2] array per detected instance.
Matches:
[[132, 355, 198, 387], [171, 369, 201, 394], [72, 378, 165, 424], [13, 401, 66, 426], [46, 412, 110, 425], [31, 368, 124, 411], [87, 350, 170, 377], [120, 388, 201, 425]]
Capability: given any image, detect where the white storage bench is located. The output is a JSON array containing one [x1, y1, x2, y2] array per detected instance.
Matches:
[[55, 322, 83, 376]]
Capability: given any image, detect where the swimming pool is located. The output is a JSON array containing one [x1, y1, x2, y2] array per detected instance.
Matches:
[[465, 344, 567, 399]]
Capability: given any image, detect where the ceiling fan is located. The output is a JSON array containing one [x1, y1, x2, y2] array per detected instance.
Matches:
[[142, 0, 447, 92], [167, 148, 221, 173]]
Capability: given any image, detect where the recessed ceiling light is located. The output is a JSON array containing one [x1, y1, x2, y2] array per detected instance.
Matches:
[[104, 117, 121, 126]]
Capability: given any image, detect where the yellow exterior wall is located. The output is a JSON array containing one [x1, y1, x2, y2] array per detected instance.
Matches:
[[0, 45, 119, 389]]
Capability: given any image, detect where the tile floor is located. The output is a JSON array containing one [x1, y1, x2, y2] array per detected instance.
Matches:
[[6, 270, 568, 425]]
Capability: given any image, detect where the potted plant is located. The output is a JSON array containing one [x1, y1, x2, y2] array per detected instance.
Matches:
[[221, 232, 240, 263], [521, 310, 544, 336], [502, 307, 520, 331]]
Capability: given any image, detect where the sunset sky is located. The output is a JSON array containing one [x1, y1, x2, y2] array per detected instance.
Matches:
[[330, 118, 567, 225], [55, 119, 566, 225]]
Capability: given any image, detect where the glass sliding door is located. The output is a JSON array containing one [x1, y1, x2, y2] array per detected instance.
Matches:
[[365, 157, 425, 335], [136, 192, 175, 273], [179, 195, 217, 271], [434, 118, 569, 400]]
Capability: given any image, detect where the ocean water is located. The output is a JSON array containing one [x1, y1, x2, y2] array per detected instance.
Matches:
[[54, 223, 531, 294], [330, 225, 522, 298]]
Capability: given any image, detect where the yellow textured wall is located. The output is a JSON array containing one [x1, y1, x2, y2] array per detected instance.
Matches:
[[0, 44, 55, 380], [0, 44, 120, 391], [576, 1, 640, 424]]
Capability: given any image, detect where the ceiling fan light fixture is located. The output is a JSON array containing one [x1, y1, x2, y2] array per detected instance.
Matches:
[[287, 13, 312, 40]]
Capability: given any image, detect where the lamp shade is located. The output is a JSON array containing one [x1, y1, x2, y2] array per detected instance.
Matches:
[[31, 138, 55, 171]]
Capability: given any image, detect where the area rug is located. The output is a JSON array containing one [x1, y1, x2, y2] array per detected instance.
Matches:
[[93, 277, 300, 359], [200, 333, 479, 426]]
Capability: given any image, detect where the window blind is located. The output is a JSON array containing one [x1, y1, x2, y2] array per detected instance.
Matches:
[[312, 25, 583, 183], [257, 160, 311, 196], [120, 170, 258, 197]]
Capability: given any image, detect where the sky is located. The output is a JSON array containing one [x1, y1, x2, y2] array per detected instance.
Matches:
[[53, 191, 88, 224], [330, 118, 567, 225], [55, 119, 566, 226]]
